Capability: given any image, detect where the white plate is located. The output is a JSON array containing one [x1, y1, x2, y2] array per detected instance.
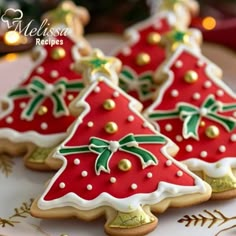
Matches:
[[1, 34, 236, 236]]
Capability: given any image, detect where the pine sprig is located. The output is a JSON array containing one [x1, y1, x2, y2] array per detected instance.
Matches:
[[178, 210, 236, 228], [10, 199, 33, 219], [0, 199, 34, 227], [0, 155, 14, 177]]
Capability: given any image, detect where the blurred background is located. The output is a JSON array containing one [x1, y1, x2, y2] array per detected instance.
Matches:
[[1, 0, 236, 55]]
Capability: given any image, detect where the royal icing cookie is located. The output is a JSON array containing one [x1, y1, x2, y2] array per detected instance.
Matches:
[[31, 49, 211, 236], [145, 34, 236, 199], [0, 2, 91, 171], [112, 0, 200, 109]]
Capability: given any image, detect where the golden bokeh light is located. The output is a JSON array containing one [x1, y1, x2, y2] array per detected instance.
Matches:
[[3, 31, 21, 46], [202, 17, 216, 30]]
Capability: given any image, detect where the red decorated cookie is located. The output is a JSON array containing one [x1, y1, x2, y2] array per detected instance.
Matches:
[[0, 2, 91, 171], [145, 37, 236, 199], [113, 0, 199, 108], [31, 49, 211, 236]]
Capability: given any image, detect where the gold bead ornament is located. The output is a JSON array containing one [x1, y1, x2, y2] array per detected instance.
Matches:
[[104, 122, 118, 134], [184, 70, 199, 83], [205, 125, 220, 139], [103, 99, 116, 111], [51, 47, 66, 60], [37, 106, 48, 116], [136, 53, 151, 66], [118, 159, 132, 171], [147, 32, 161, 45]]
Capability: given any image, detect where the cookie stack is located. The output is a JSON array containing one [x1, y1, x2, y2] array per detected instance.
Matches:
[[1, 0, 236, 236]]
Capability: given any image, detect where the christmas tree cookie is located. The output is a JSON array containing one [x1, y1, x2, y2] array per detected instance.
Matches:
[[150, 0, 199, 27], [31, 50, 211, 236], [145, 29, 236, 199], [113, 0, 200, 108], [0, 1, 91, 171]]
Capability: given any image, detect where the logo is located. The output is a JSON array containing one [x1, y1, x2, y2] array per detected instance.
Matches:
[[1, 8, 71, 46], [1, 8, 23, 28]]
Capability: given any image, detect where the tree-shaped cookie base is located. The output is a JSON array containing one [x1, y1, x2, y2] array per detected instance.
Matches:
[[31, 50, 211, 236], [0, 1, 91, 171], [145, 35, 236, 199]]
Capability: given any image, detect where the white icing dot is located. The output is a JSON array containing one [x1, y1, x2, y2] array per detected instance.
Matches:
[[44, 84, 54, 96], [122, 47, 131, 56], [219, 145, 226, 153], [203, 81, 212, 89], [127, 115, 134, 122], [6, 116, 13, 124], [176, 135, 183, 142], [36, 66, 44, 74], [177, 170, 183, 177], [165, 124, 173, 132], [197, 60, 204, 67], [50, 70, 59, 78], [67, 94, 74, 100], [87, 184, 93, 190], [131, 183, 138, 190], [81, 171, 88, 177], [200, 151, 208, 158], [94, 86, 101, 93], [87, 121, 94, 128], [231, 134, 236, 142], [41, 122, 48, 130], [59, 182, 65, 189], [110, 177, 116, 183], [192, 92, 201, 100], [147, 172, 153, 178], [113, 91, 120, 98], [74, 158, 80, 165], [185, 145, 193, 152], [200, 107, 208, 116], [233, 112, 236, 118], [171, 89, 179, 97], [216, 90, 224, 97], [166, 160, 172, 166], [142, 122, 148, 128], [19, 102, 26, 109], [175, 60, 183, 68]]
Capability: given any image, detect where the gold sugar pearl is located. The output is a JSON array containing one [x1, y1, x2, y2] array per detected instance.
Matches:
[[118, 159, 132, 171], [205, 125, 220, 139], [104, 121, 118, 134], [200, 121, 206, 127], [103, 99, 116, 111], [184, 70, 199, 84], [171, 42, 179, 52], [136, 53, 151, 66], [37, 106, 48, 116], [51, 47, 66, 60], [147, 32, 161, 45]]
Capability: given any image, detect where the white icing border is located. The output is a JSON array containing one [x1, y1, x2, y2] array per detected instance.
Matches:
[[37, 78, 207, 213], [183, 158, 236, 178], [144, 45, 236, 178]]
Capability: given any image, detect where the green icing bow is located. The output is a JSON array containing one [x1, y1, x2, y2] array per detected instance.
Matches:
[[120, 68, 154, 101], [59, 133, 166, 175], [8, 78, 84, 121], [149, 95, 236, 140]]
